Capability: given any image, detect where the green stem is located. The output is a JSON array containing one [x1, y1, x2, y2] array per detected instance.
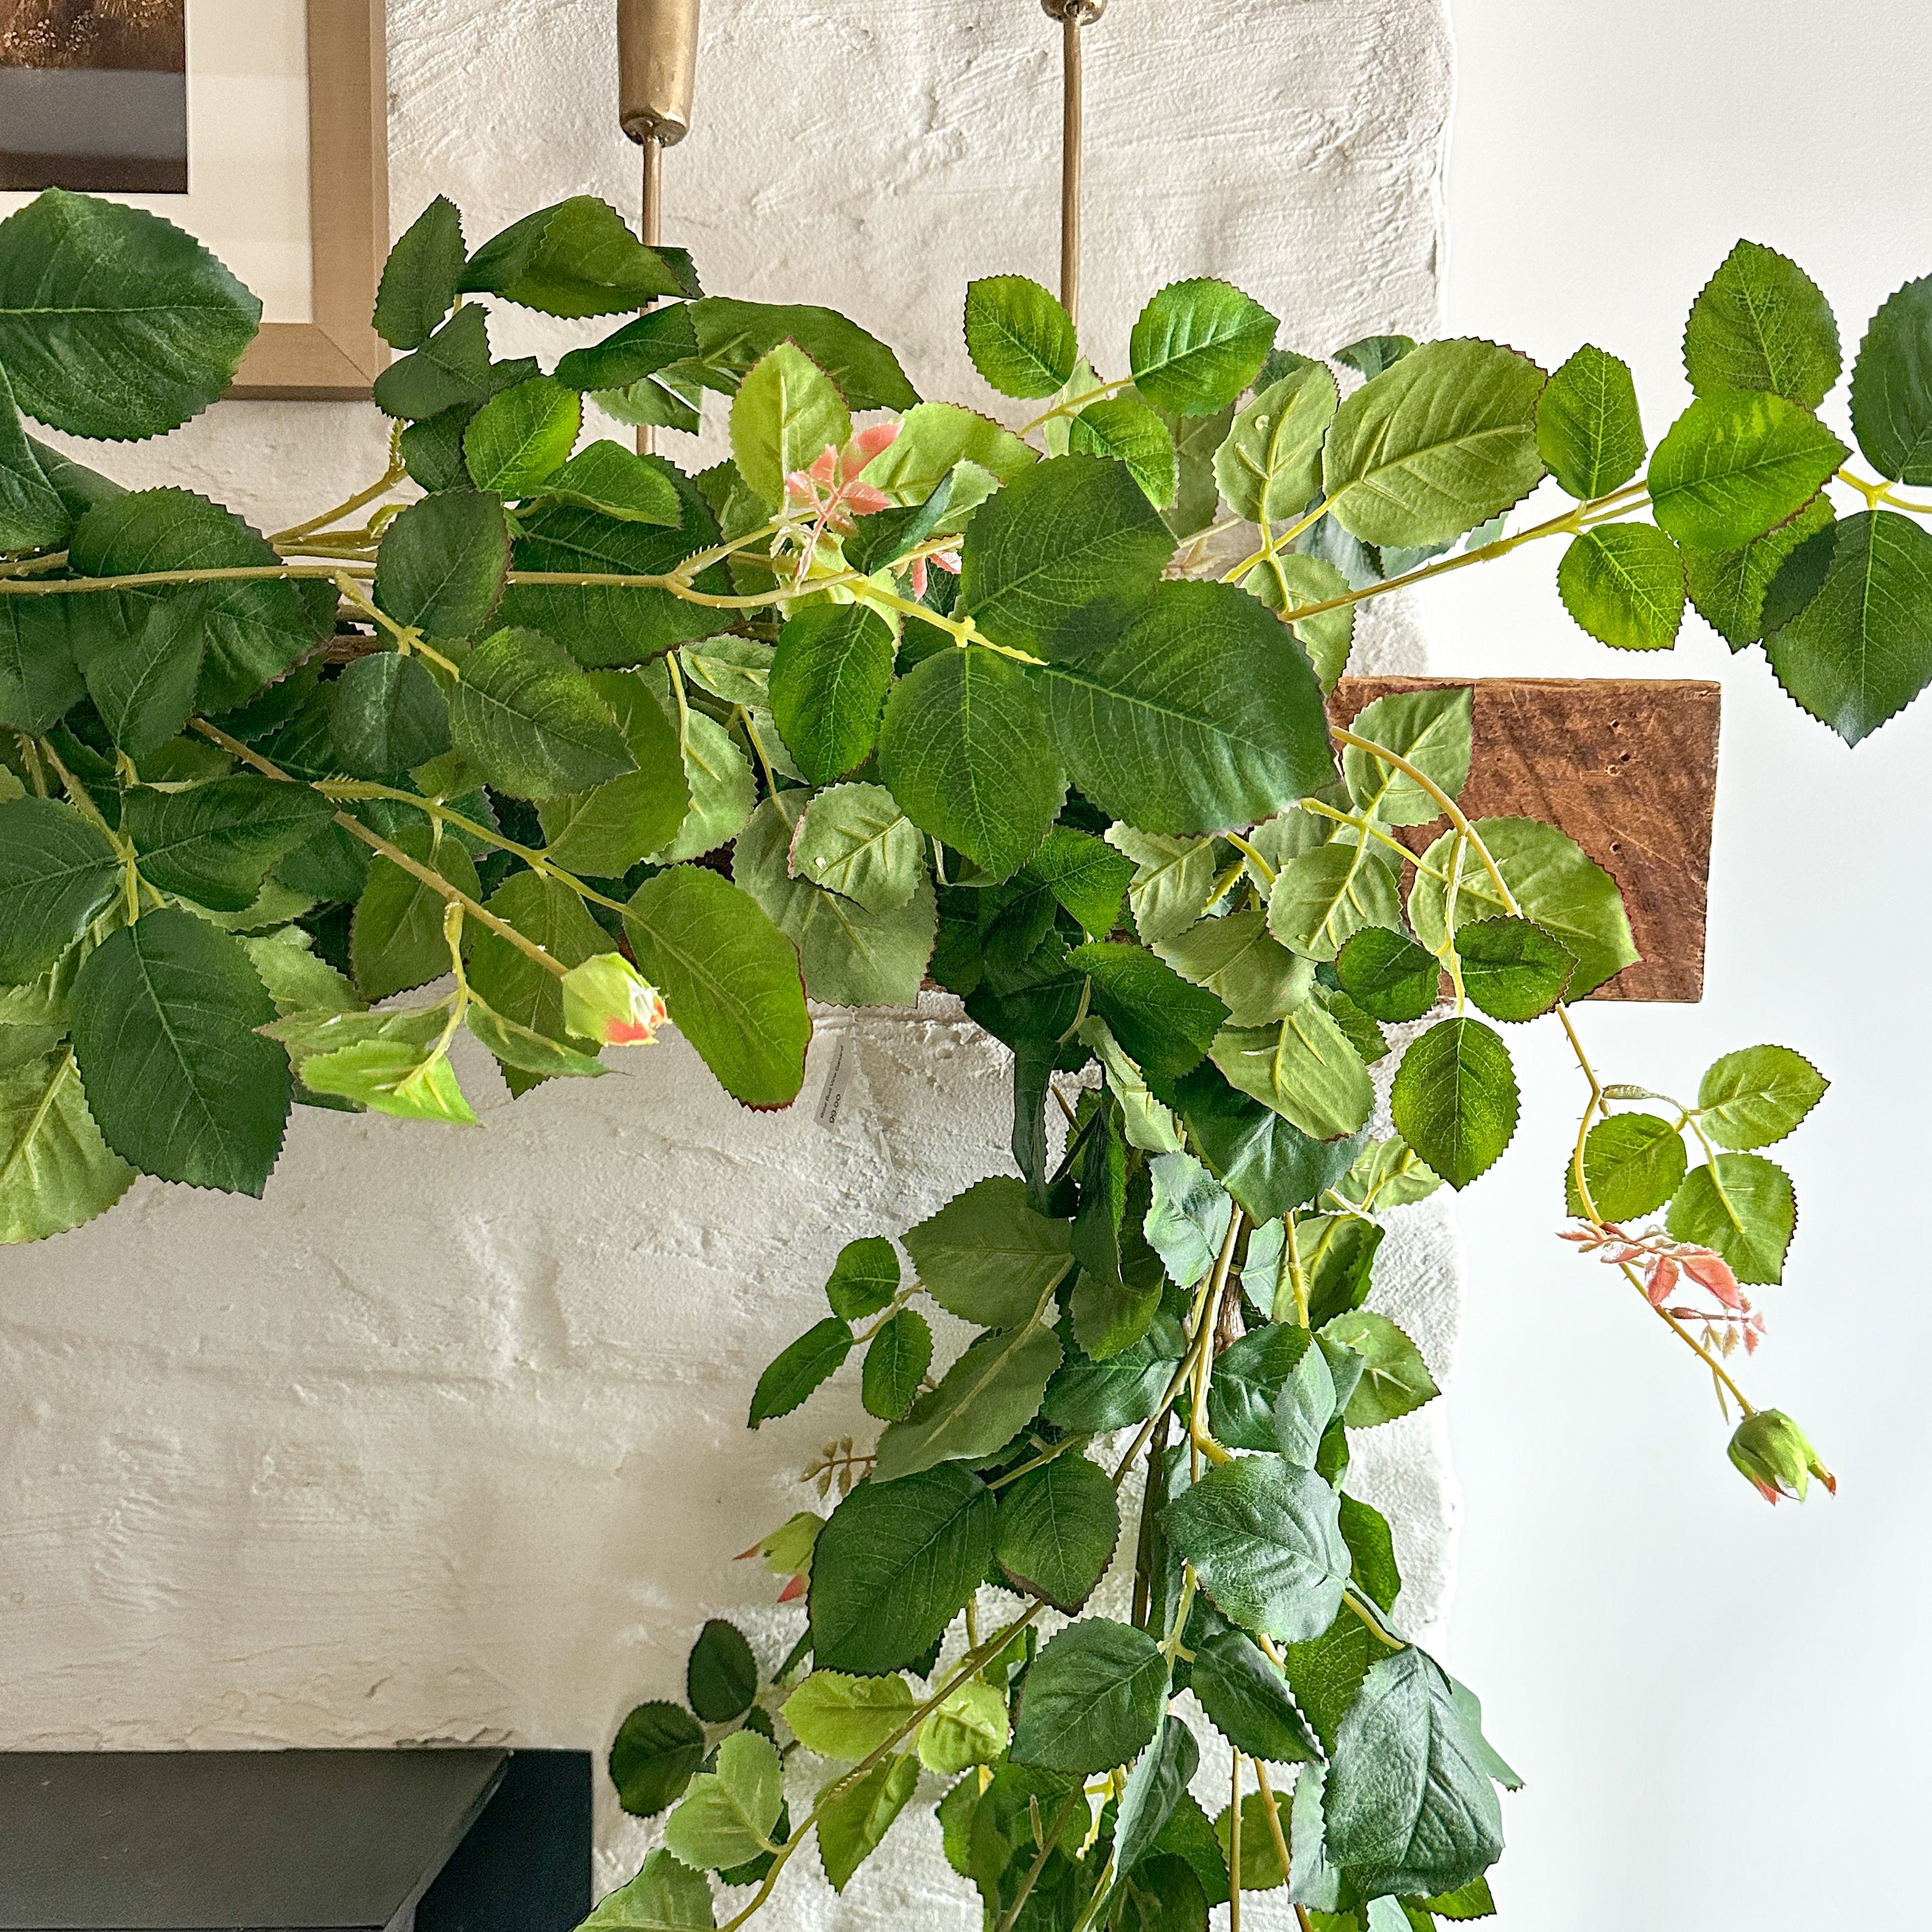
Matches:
[[992, 1786, 1088, 1932]]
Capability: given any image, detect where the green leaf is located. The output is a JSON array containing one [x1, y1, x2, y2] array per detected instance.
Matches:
[[1300, 1213, 1386, 1329], [825, 1235, 901, 1319], [1763, 509, 1932, 744], [373, 196, 465, 350], [1666, 1152, 1796, 1284], [1454, 915, 1575, 1023], [1340, 686, 1473, 825], [1164, 1455, 1351, 1643], [873, 1320, 1061, 1481], [863, 1307, 932, 1420], [1267, 843, 1403, 962], [71, 908, 288, 1193], [464, 871, 606, 1086], [300, 1037, 478, 1125], [959, 453, 1174, 661], [1335, 927, 1439, 1025], [1322, 340, 1547, 549], [964, 276, 1079, 398], [1191, 1630, 1319, 1767], [0, 796, 119, 982], [783, 1670, 917, 1761], [1563, 1111, 1687, 1221], [1209, 1004, 1376, 1142], [1069, 397, 1178, 508], [993, 1452, 1120, 1611], [1682, 494, 1833, 647], [1696, 1044, 1828, 1150], [581, 1849, 715, 1931], [1323, 1309, 1441, 1427], [1557, 522, 1686, 651], [1647, 390, 1845, 550], [1851, 274, 1932, 483], [920, 1677, 1011, 1774], [372, 489, 510, 642], [556, 305, 700, 393], [1684, 240, 1841, 409], [687, 297, 918, 412], [1407, 817, 1637, 997], [647, 707, 753, 864], [465, 1004, 606, 1082], [524, 439, 684, 529], [449, 626, 636, 799], [0, 191, 260, 438], [533, 670, 687, 871], [463, 375, 581, 497], [461, 196, 687, 315], [0, 367, 68, 552], [664, 1731, 783, 1872], [817, 1752, 921, 1891], [1216, 363, 1338, 525], [1026, 825, 1134, 941], [686, 1619, 758, 1724], [1130, 281, 1279, 416], [789, 783, 923, 911], [1241, 552, 1355, 692], [1162, 400, 1235, 540], [732, 797, 936, 1006], [747, 1315, 854, 1426], [1167, 1065, 1364, 1225], [349, 827, 480, 1001], [0, 1044, 134, 1242], [610, 1702, 707, 1817], [1143, 1151, 1233, 1291], [328, 654, 449, 783], [768, 604, 895, 787], [1106, 826, 1218, 945], [1536, 344, 1646, 501], [858, 404, 1035, 508], [1389, 1017, 1517, 1191], [1336, 335, 1416, 379], [808, 1462, 995, 1674], [68, 488, 319, 714], [1324, 1647, 1504, 1900], [623, 866, 809, 1108], [1155, 911, 1312, 1029], [730, 344, 851, 509], [1045, 580, 1334, 835], [0, 594, 87, 734], [125, 774, 333, 913], [1207, 1322, 1329, 1452], [1010, 1618, 1168, 1773], [878, 644, 1063, 881], [1113, 1715, 1202, 1882], [1065, 940, 1227, 1081], [1042, 1307, 1185, 1431], [373, 304, 492, 420]]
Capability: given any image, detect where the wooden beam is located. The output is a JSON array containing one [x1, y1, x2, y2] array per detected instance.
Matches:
[[1330, 677, 1721, 1004]]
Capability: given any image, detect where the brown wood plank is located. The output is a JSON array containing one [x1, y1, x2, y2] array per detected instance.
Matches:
[[1329, 677, 1721, 1004]]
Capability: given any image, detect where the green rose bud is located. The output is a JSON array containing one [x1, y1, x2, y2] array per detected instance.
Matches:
[[1727, 1409, 1836, 1504], [562, 952, 668, 1046]]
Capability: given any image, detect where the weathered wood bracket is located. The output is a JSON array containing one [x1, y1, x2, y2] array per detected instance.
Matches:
[[1331, 678, 1721, 1003]]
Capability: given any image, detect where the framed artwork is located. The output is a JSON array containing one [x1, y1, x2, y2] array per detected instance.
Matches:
[[0, 1, 389, 399]]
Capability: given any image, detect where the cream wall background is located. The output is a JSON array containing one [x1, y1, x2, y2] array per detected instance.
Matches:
[[0, 1, 1466, 1921]]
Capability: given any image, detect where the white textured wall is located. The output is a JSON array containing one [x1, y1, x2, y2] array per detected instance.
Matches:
[[0, 0, 1460, 1914]]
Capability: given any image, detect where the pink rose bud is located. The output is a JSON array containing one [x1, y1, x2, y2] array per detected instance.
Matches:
[[1727, 1409, 1836, 1504], [562, 953, 668, 1046]]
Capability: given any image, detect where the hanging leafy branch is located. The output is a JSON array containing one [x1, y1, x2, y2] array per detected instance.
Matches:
[[0, 188, 1864, 1924]]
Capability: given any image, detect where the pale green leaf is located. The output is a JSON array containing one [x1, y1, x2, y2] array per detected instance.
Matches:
[[731, 343, 851, 508], [1340, 686, 1473, 825], [1266, 842, 1403, 962], [0, 1044, 133, 1242], [1684, 240, 1840, 409], [783, 1670, 916, 1762], [788, 782, 924, 912], [1214, 364, 1338, 525], [1210, 1007, 1376, 1142], [1666, 1152, 1796, 1284], [1557, 523, 1687, 651], [1696, 1043, 1828, 1150]]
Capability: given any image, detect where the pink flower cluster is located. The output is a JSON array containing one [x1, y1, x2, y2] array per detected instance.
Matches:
[[1559, 1222, 1766, 1355], [785, 424, 962, 596]]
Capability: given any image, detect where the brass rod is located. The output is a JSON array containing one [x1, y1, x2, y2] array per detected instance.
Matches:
[[1061, 11, 1082, 324], [638, 131, 663, 456]]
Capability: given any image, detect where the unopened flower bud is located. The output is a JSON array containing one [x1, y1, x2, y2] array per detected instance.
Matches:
[[1728, 1409, 1836, 1504], [562, 953, 668, 1046]]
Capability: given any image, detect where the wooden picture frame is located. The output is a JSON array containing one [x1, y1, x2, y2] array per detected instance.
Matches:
[[226, 0, 389, 400]]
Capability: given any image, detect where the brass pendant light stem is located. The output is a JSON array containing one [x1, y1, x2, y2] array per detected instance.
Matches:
[[1044, 1, 1104, 327]]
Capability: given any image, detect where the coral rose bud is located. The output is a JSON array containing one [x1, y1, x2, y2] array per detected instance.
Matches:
[[562, 953, 668, 1046]]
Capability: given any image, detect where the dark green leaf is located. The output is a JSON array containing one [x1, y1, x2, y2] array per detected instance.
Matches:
[[1563, 1111, 1687, 1221], [1166, 1061, 1365, 1224], [1027, 824, 1134, 939], [958, 453, 1174, 662], [0, 367, 68, 551], [1010, 1618, 1168, 1773], [555, 304, 699, 392], [747, 1315, 853, 1426], [0, 190, 260, 438], [878, 644, 1063, 881], [1191, 1629, 1319, 1765], [1334, 335, 1416, 379], [808, 1463, 995, 1674], [964, 276, 1078, 399], [1113, 1717, 1201, 1884], [1453, 915, 1574, 1023], [1208, 1323, 1322, 1452], [125, 773, 333, 911], [769, 604, 896, 785], [1682, 495, 1833, 647], [1323, 1647, 1504, 1900], [373, 197, 466, 350], [609, 1700, 707, 1817], [0, 796, 119, 981], [1647, 390, 1845, 549], [1557, 523, 1686, 651], [1684, 240, 1840, 409], [1044, 579, 1334, 836], [863, 1307, 932, 1421], [1281, 1611, 1376, 1756], [623, 866, 809, 1107], [1666, 1152, 1796, 1284], [688, 297, 918, 413], [535, 670, 689, 874], [460, 197, 686, 315], [1851, 274, 1932, 483], [373, 304, 492, 420], [1335, 928, 1439, 1025], [825, 1235, 900, 1319], [1536, 344, 1645, 501], [72, 907, 288, 1192], [687, 1619, 759, 1723], [1163, 1455, 1351, 1643], [1041, 1307, 1185, 1431], [327, 653, 447, 783], [449, 626, 635, 798], [350, 826, 480, 1001], [1067, 940, 1227, 1082], [873, 1321, 1061, 1481], [81, 592, 205, 758], [1130, 281, 1279, 416], [1337, 1492, 1401, 1613], [1389, 1018, 1517, 1189], [464, 870, 605, 1089], [0, 595, 87, 733], [1764, 508, 1932, 744], [993, 1452, 1120, 1611]]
